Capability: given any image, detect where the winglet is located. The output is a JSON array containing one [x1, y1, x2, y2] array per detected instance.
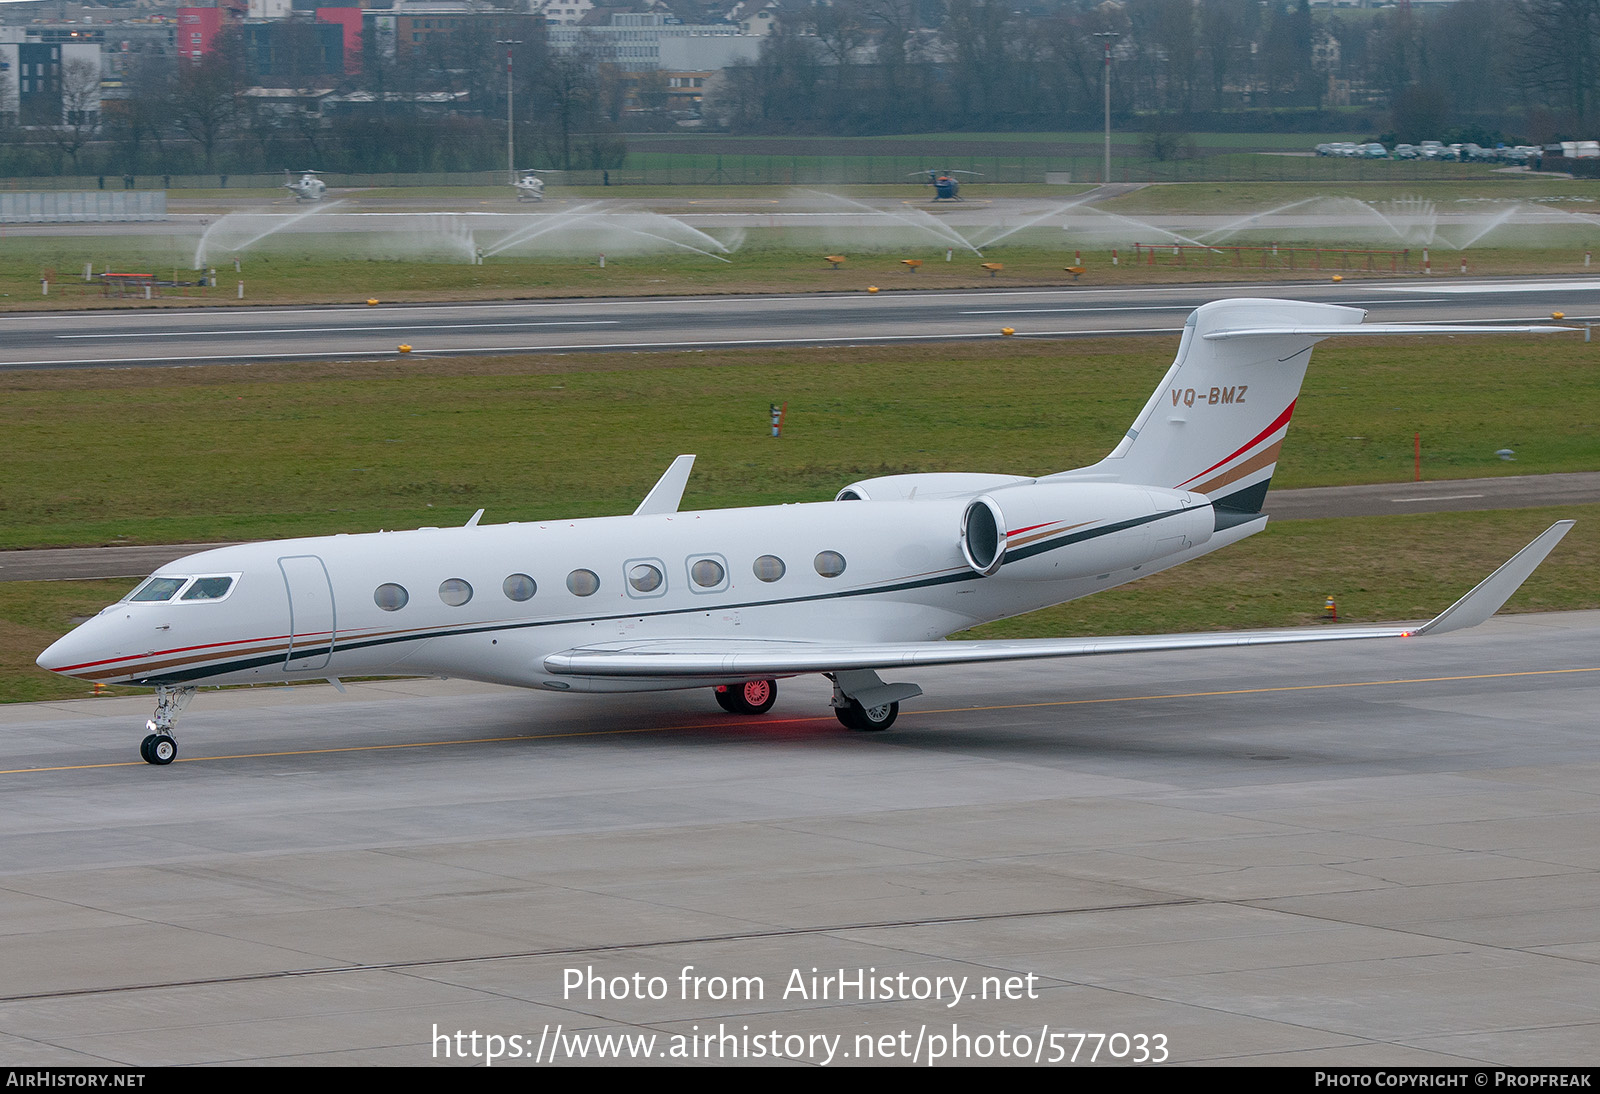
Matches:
[[465, 508, 485, 527], [1414, 521, 1575, 636], [633, 455, 696, 516]]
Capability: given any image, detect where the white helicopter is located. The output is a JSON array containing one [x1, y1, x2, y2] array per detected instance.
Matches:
[[514, 171, 545, 202], [285, 170, 327, 202], [36, 299, 1573, 765]]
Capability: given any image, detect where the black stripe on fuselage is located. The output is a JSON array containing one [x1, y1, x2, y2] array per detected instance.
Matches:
[[130, 507, 1199, 685], [1001, 509, 1183, 564], [1212, 478, 1272, 516]]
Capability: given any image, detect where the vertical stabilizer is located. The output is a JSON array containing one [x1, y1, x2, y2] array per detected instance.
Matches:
[[1055, 298, 1365, 513]]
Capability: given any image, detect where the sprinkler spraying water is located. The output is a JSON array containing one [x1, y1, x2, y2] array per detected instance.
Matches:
[[193, 199, 349, 269], [799, 190, 983, 256]]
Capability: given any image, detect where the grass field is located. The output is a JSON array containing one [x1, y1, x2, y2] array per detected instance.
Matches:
[[3, 336, 1596, 551], [8, 239, 1600, 310], [607, 151, 1502, 187], [1103, 178, 1600, 213], [605, 131, 1513, 186], [639, 130, 1362, 149]]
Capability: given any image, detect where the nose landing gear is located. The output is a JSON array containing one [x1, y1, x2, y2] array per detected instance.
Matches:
[[140, 732, 177, 765], [140, 685, 194, 765]]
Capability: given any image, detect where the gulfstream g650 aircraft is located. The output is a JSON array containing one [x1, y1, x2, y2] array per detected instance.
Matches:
[[37, 299, 1574, 765]]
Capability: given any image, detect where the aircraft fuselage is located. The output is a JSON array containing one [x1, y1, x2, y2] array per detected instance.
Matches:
[[40, 483, 1216, 694]]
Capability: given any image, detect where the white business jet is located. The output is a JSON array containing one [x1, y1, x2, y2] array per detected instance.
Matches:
[[37, 299, 1574, 766]]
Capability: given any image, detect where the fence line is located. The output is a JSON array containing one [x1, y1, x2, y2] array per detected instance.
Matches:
[[0, 190, 166, 223], [0, 155, 1502, 192]]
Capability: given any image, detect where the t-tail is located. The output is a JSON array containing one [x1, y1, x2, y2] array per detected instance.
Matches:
[[1051, 298, 1566, 518]]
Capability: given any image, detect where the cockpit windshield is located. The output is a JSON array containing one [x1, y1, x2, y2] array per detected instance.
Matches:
[[182, 577, 233, 601], [124, 575, 238, 603], [127, 577, 187, 602]]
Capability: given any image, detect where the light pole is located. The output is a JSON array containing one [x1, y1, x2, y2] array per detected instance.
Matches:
[[1094, 31, 1119, 185], [497, 38, 522, 185]]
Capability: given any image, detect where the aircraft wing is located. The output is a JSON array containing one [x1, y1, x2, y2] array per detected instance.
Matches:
[[544, 522, 1573, 679]]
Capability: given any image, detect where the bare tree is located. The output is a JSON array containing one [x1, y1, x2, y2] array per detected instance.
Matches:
[[1518, 0, 1600, 126], [1198, 0, 1257, 111], [1257, 0, 1316, 106], [0, 65, 17, 174], [942, 0, 1018, 123], [47, 58, 102, 172], [861, 0, 921, 103], [107, 53, 173, 175], [0, 62, 14, 124], [532, 38, 608, 169], [805, 1, 868, 89], [173, 30, 247, 173], [1126, 0, 1199, 114]]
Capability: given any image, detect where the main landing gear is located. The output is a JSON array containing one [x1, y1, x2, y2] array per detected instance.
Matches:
[[828, 669, 920, 732], [710, 670, 920, 733], [715, 678, 776, 715], [139, 685, 194, 765], [834, 699, 898, 731]]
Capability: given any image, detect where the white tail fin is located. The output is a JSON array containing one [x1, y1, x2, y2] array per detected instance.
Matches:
[[1054, 298, 1565, 514]]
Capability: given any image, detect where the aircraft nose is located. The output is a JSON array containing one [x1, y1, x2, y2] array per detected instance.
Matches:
[[37, 633, 75, 675], [37, 626, 99, 678]]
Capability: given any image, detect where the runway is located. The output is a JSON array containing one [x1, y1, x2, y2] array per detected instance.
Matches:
[[3, 279, 1599, 369], [2, 611, 1597, 1065]]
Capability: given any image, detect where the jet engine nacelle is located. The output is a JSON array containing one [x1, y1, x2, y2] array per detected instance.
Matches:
[[835, 472, 1031, 502], [959, 482, 1214, 580]]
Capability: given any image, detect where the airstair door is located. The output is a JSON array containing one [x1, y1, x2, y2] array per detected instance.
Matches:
[[280, 555, 336, 672]]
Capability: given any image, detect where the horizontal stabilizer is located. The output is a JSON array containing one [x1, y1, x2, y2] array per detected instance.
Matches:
[[545, 523, 1573, 679], [1205, 323, 1571, 341]]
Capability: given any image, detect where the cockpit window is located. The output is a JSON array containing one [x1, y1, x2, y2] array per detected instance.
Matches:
[[181, 577, 234, 601], [128, 577, 186, 602]]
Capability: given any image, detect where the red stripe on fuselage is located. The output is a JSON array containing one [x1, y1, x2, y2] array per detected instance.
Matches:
[[54, 632, 295, 674], [1176, 400, 1296, 490]]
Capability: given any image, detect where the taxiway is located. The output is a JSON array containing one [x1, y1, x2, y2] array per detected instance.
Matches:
[[2, 611, 1597, 1065]]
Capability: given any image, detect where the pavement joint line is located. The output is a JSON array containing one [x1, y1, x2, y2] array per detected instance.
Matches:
[[0, 896, 1206, 1005], [1392, 494, 1486, 502], [57, 320, 623, 339]]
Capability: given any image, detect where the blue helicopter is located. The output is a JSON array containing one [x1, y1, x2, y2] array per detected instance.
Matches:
[[914, 169, 981, 201]]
